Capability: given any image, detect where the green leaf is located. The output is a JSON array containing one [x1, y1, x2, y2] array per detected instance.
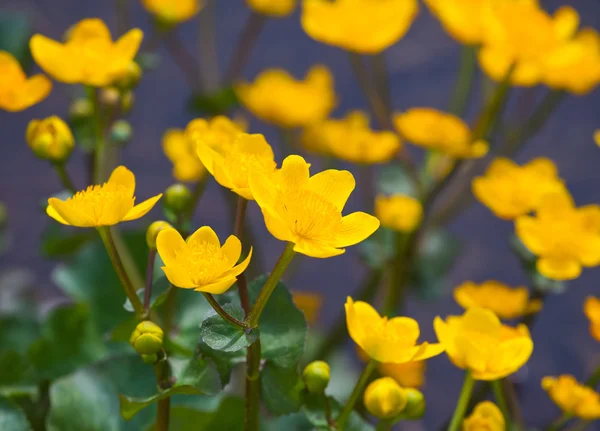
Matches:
[[197, 342, 244, 387], [261, 363, 304, 415], [0, 397, 32, 431], [40, 224, 94, 258], [0, 12, 32, 71], [0, 316, 41, 354], [267, 413, 313, 431], [303, 394, 374, 431], [167, 289, 213, 352], [0, 351, 32, 386], [188, 87, 239, 116], [199, 303, 258, 353]]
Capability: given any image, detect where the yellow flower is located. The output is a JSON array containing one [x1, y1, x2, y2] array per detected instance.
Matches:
[[247, 0, 296, 17], [301, 0, 419, 54], [393, 108, 488, 158], [472, 157, 566, 220], [363, 377, 407, 420], [156, 226, 252, 294], [434, 307, 533, 380], [162, 129, 206, 182], [249, 155, 380, 258], [453, 280, 542, 320], [0, 51, 51, 112], [424, 0, 491, 45], [584, 297, 600, 342], [516, 191, 600, 280], [197, 133, 276, 200], [292, 291, 323, 325], [30, 19, 143, 87], [463, 401, 505, 431], [185, 115, 245, 148], [26, 116, 75, 163], [236, 66, 335, 128], [375, 194, 423, 232], [379, 361, 425, 389], [346, 297, 444, 364], [302, 111, 401, 164], [46, 166, 162, 227], [141, 0, 204, 24], [542, 375, 600, 419]]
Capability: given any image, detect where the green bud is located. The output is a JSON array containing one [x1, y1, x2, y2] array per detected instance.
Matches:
[[0, 202, 6, 229], [111, 120, 133, 146], [142, 353, 158, 364], [100, 87, 121, 107], [302, 361, 330, 393], [130, 321, 164, 355], [401, 388, 425, 419], [121, 91, 135, 113], [146, 221, 173, 250], [164, 184, 192, 214], [116, 61, 142, 89], [69, 98, 93, 123]]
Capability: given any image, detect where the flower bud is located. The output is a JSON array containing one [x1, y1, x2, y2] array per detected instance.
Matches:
[[402, 388, 425, 419], [146, 221, 173, 250], [111, 120, 133, 146], [100, 87, 121, 107], [26, 116, 75, 163], [363, 377, 407, 420], [302, 361, 330, 393], [130, 321, 164, 355], [164, 184, 192, 213], [116, 61, 142, 89], [69, 98, 93, 123], [141, 353, 158, 364]]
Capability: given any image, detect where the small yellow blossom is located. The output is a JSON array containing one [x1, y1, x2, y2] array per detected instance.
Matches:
[[197, 133, 276, 201], [249, 155, 380, 258], [542, 375, 600, 419], [463, 401, 505, 431], [292, 291, 323, 325], [393, 108, 488, 158], [363, 377, 407, 420], [424, 0, 491, 45], [516, 191, 600, 280], [129, 321, 164, 355], [302, 111, 401, 164], [162, 129, 206, 183], [46, 166, 162, 228], [472, 157, 565, 220], [0, 51, 51, 112], [26, 116, 75, 163], [346, 297, 444, 364], [141, 0, 204, 25], [379, 361, 425, 389], [156, 226, 252, 293], [236, 66, 335, 128], [30, 18, 143, 87], [301, 0, 419, 54], [247, 0, 296, 17], [584, 297, 600, 342], [434, 307, 533, 380], [453, 280, 542, 320], [375, 194, 423, 232]]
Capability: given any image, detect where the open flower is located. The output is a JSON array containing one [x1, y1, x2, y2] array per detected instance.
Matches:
[[463, 401, 505, 431], [162, 129, 206, 182], [301, 0, 419, 54], [247, 0, 296, 17], [424, 0, 491, 45], [0, 51, 51, 112], [434, 307, 533, 380], [394, 108, 488, 158], [584, 297, 600, 342], [156, 226, 252, 294], [375, 194, 423, 232], [141, 0, 204, 25], [236, 66, 335, 128], [46, 166, 162, 227], [516, 191, 600, 280], [453, 280, 542, 320], [542, 375, 600, 419], [473, 157, 566, 220], [249, 155, 380, 258], [346, 297, 444, 364], [30, 18, 143, 87]]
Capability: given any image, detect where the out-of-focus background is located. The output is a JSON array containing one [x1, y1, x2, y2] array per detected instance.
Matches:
[[1, 0, 600, 428]]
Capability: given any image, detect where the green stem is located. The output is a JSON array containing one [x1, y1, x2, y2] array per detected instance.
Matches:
[[492, 379, 511, 430], [223, 12, 266, 84], [144, 249, 157, 315], [449, 45, 477, 116], [245, 339, 261, 431], [323, 394, 334, 427], [203, 293, 247, 328], [336, 359, 378, 430], [375, 420, 392, 431], [586, 365, 600, 387], [234, 197, 251, 315], [53, 163, 76, 194], [370, 52, 392, 112], [448, 370, 475, 431], [153, 359, 171, 431], [87, 87, 106, 184], [547, 414, 572, 431], [164, 29, 201, 90], [382, 232, 410, 316]]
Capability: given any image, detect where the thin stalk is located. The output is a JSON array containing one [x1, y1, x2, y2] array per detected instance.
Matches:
[[234, 197, 251, 315], [197, 0, 220, 92], [164, 30, 201, 90], [53, 163, 76, 194], [224, 12, 266, 83], [382, 232, 410, 316], [203, 293, 247, 328], [370, 52, 392, 112], [87, 87, 106, 184], [144, 249, 157, 314], [547, 414, 571, 431], [448, 370, 475, 431], [449, 46, 477, 116], [153, 360, 171, 431], [586, 365, 600, 387], [503, 379, 526, 431], [336, 359, 378, 430], [492, 379, 511, 431], [323, 394, 334, 427], [245, 339, 262, 431]]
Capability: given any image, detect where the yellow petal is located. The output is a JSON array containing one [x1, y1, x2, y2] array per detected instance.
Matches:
[[225, 248, 253, 278], [122, 194, 162, 222], [16, 75, 52, 111], [333, 212, 380, 247], [261, 209, 294, 242], [97, 195, 134, 226], [221, 235, 242, 267], [462, 307, 501, 334], [69, 18, 112, 42], [212, 158, 235, 192], [553, 6, 579, 40], [30, 35, 78, 83], [47, 197, 96, 227], [231, 186, 254, 201], [280, 155, 311, 191], [483, 337, 533, 381], [515, 217, 547, 254], [187, 225, 221, 248], [248, 171, 277, 211], [308, 169, 355, 211], [346, 298, 380, 353], [114, 29, 143, 61], [293, 239, 345, 258], [537, 257, 582, 280], [162, 265, 196, 289], [46, 204, 70, 225], [108, 165, 135, 193], [196, 142, 220, 176], [156, 228, 187, 267], [409, 342, 445, 361], [195, 276, 238, 294]]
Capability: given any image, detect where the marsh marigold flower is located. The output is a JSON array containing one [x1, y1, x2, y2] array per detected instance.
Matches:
[[47, 166, 162, 227], [375, 194, 423, 232], [584, 297, 600, 342], [394, 108, 488, 158], [364, 377, 407, 420], [434, 307, 533, 380], [473, 157, 565, 220], [30, 19, 143, 87], [141, 0, 204, 25], [424, 0, 491, 45], [26, 116, 75, 163], [463, 401, 505, 431], [0, 51, 51, 112], [346, 297, 444, 364], [156, 226, 252, 293], [162, 129, 206, 182], [247, 0, 296, 17], [516, 191, 600, 281], [236, 66, 335, 128], [249, 155, 380, 258], [542, 375, 600, 419], [301, 0, 418, 54]]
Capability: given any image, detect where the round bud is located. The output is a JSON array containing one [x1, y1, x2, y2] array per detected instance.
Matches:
[[69, 98, 93, 123], [164, 184, 192, 213], [100, 87, 121, 107], [26, 117, 75, 163], [302, 361, 331, 393], [402, 388, 425, 419], [130, 321, 164, 355], [111, 120, 133, 146], [363, 377, 407, 420], [146, 221, 173, 249], [141, 353, 158, 364], [121, 91, 135, 113], [116, 61, 142, 89]]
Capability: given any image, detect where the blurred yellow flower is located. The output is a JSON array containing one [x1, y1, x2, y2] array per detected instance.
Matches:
[[516, 191, 600, 280], [595, 130, 600, 147], [379, 361, 425, 389], [473, 157, 565, 220], [236, 66, 335, 128], [434, 307, 533, 380], [301, 0, 419, 54], [584, 296, 600, 342], [302, 111, 401, 164], [47, 166, 162, 227], [156, 226, 252, 294], [375, 194, 423, 232], [30, 19, 143, 87], [424, 0, 490, 45], [26, 116, 74, 163], [186, 116, 245, 148], [0, 51, 51, 112], [141, 0, 204, 24], [463, 401, 505, 431], [247, 0, 296, 17], [292, 291, 323, 325], [453, 280, 542, 320], [162, 129, 206, 182], [197, 133, 276, 200], [363, 377, 407, 420], [542, 375, 600, 419], [249, 155, 380, 258], [394, 108, 488, 158], [346, 297, 444, 364]]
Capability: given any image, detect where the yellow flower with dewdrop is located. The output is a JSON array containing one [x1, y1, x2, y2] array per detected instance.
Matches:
[[162, 129, 206, 182], [375, 194, 423, 232], [463, 401, 505, 431], [26, 116, 75, 163], [46, 166, 162, 227], [434, 307, 533, 380], [584, 296, 600, 342], [30, 18, 143, 87], [301, 0, 419, 54], [141, 0, 204, 25], [542, 375, 600, 419], [247, 0, 296, 17], [249, 155, 380, 258], [0, 51, 51, 112], [156, 226, 252, 294]]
